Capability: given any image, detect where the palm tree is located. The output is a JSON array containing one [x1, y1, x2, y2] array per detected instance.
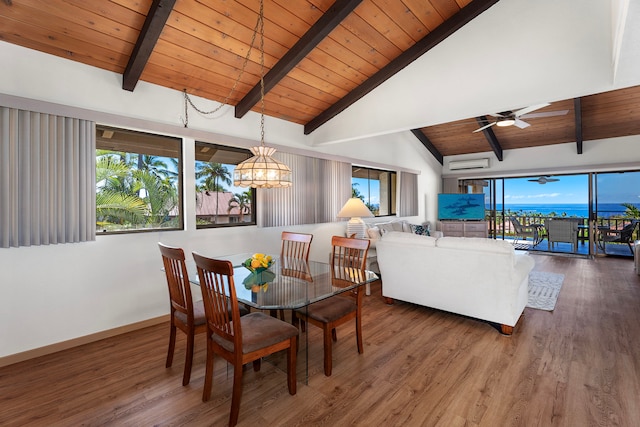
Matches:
[[96, 156, 146, 229], [228, 190, 252, 223], [133, 169, 178, 227], [137, 154, 177, 184], [352, 183, 365, 201], [622, 202, 640, 218], [196, 162, 232, 223]]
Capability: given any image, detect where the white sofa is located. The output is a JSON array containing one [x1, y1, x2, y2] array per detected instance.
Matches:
[[376, 232, 535, 334]]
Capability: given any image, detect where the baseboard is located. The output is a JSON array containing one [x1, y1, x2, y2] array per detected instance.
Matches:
[[0, 314, 170, 368]]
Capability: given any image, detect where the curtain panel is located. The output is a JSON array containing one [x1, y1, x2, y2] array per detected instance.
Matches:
[[257, 152, 351, 227], [398, 171, 418, 217], [0, 107, 96, 248]]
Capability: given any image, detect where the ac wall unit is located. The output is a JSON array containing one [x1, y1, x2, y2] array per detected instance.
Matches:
[[449, 158, 490, 170]]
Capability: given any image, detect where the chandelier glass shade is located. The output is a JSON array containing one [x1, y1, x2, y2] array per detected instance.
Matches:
[[233, 145, 292, 188], [182, 0, 292, 189]]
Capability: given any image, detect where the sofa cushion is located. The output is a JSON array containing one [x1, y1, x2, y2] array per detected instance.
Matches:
[[381, 231, 437, 246], [367, 226, 381, 240], [436, 236, 514, 255], [376, 222, 396, 234]]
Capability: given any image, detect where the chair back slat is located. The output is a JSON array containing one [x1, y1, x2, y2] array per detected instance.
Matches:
[[281, 231, 313, 261], [331, 236, 370, 288], [193, 253, 241, 345], [159, 243, 193, 320]]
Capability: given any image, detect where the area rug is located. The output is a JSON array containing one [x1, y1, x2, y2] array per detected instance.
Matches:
[[527, 271, 565, 311]]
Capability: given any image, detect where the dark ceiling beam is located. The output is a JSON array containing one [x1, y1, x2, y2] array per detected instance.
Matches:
[[574, 97, 583, 154], [122, 0, 176, 91], [411, 129, 443, 164], [304, 0, 500, 135], [235, 0, 363, 119], [475, 116, 503, 161]]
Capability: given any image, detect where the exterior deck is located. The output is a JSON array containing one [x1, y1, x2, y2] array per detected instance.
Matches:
[[499, 216, 637, 258]]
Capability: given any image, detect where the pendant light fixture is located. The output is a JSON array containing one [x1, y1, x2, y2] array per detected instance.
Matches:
[[183, 0, 292, 189]]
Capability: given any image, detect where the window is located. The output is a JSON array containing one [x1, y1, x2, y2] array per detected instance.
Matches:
[[96, 125, 182, 233], [352, 166, 396, 217], [195, 142, 256, 228]]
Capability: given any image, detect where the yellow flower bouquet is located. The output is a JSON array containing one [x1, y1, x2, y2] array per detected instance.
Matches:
[[242, 253, 275, 292], [242, 253, 274, 273]]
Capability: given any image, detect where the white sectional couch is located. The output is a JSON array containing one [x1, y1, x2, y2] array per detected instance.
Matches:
[[376, 231, 535, 334]]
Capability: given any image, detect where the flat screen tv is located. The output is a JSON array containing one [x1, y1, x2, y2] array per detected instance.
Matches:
[[438, 193, 485, 221]]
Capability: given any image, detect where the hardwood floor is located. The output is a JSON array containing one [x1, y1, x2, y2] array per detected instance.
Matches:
[[1, 254, 639, 426]]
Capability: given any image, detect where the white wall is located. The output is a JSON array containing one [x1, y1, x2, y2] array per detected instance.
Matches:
[[442, 135, 640, 180], [0, 43, 441, 359]]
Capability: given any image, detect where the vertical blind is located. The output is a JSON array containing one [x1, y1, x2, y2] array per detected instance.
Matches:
[[0, 107, 96, 248], [257, 152, 351, 227], [398, 171, 418, 216]]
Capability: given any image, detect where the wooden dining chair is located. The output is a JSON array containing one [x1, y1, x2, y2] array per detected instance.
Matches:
[[281, 231, 313, 261], [294, 235, 370, 376], [192, 252, 298, 427], [158, 242, 207, 386], [275, 231, 314, 319]]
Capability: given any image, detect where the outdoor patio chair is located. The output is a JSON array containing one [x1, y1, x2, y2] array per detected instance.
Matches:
[[509, 216, 543, 247], [600, 220, 639, 255], [545, 219, 580, 252]]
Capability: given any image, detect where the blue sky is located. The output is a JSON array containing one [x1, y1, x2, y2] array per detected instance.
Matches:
[[353, 177, 380, 205], [502, 172, 640, 204]]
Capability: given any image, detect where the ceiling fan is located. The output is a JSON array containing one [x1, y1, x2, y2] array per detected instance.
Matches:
[[528, 176, 560, 184], [472, 103, 569, 133]]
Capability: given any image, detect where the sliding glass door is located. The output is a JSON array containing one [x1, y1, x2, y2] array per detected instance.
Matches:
[[592, 171, 640, 257]]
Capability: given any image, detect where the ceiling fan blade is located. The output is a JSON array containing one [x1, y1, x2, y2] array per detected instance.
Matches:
[[488, 113, 507, 118], [514, 103, 550, 117], [472, 121, 497, 133], [519, 110, 569, 119], [514, 119, 530, 129]]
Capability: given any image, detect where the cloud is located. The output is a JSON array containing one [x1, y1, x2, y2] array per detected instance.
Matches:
[[505, 193, 562, 200], [526, 193, 561, 199]]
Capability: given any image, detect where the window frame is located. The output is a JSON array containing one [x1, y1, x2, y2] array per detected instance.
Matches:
[[96, 125, 183, 235], [195, 142, 257, 229], [352, 166, 397, 218]]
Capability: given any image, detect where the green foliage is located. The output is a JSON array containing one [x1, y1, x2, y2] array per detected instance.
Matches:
[[622, 202, 640, 218], [96, 151, 179, 231], [228, 190, 252, 222], [351, 183, 364, 201]]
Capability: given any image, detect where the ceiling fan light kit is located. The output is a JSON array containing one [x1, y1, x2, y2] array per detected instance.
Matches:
[[472, 102, 568, 133], [528, 176, 560, 184], [496, 118, 516, 127]]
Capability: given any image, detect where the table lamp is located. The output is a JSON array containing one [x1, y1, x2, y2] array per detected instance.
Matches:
[[337, 198, 374, 239]]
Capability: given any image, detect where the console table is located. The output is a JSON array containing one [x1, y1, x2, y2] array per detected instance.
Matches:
[[440, 220, 488, 238]]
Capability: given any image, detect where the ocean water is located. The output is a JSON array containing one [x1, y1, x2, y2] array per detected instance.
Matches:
[[493, 203, 640, 218]]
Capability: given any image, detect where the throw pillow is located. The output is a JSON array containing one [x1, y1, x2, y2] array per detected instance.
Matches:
[[367, 226, 382, 240], [377, 222, 395, 234], [411, 224, 430, 236]]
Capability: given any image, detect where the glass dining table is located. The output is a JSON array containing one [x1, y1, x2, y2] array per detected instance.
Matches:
[[184, 253, 380, 382]]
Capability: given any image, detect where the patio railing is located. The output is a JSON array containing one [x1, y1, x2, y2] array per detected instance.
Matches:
[[493, 215, 638, 243]]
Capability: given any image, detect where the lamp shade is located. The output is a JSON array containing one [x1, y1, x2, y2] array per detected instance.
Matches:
[[337, 198, 374, 219], [337, 198, 374, 239], [233, 146, 292, 188]]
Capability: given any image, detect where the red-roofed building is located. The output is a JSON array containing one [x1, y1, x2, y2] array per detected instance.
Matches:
[[194, 191, 252, 225]]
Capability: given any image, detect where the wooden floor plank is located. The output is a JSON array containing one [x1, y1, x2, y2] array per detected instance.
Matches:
[[1, 254, 639, 426]]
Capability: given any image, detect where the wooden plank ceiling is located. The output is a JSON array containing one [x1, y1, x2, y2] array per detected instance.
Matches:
[[1, 0, 640, 160], [416, 86, 640, 160]]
